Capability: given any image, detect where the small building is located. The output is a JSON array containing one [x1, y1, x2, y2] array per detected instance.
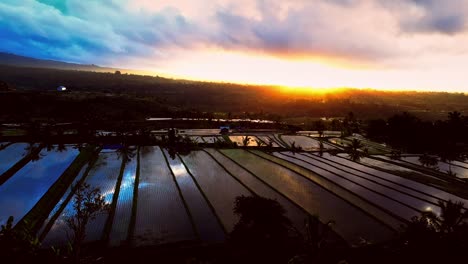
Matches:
[[57, 86, 67, 92]]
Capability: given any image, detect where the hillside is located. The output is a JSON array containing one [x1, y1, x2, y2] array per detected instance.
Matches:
[[0, 52, 118, 72], [0, 54, 468, 122]]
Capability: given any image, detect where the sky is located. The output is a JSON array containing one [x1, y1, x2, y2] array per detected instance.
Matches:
[[1, 0, 468, 92]]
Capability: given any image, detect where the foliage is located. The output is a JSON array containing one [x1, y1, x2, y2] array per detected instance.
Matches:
[[365, 112, 468, 158], [242, 136, 251, 147], [229, 196, 297, 263], [65, 182, 110, 263], [345, 139, 365, 162], [398, 200, 468, 263], [290, 141, 303, 153], [418, 154, 439, 169], [0, 216, 41, 262]]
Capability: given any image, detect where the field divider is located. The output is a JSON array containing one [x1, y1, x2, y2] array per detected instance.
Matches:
[[126, 147, 140, 244], [278, 152, 424, 214], [38, 149, 101, 241], [275, 134, 290, 148], [212, 149, 346, 239], [371, 155, 463, 184], [305, 153, 446, 205], [162, 148, 201, 241], [331, 154, 468, 199], [201, 149, 257, 196], [266, 135, 286, 148], [0, 142, 13, 151], [15, 145, 100, 235], [177, 153, 228, 236], [0, 143, 45, 186], [102, 149, 128, 244], [246, 150, 404, 231]]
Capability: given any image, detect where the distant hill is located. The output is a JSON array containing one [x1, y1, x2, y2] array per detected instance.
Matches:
[[0, 52, 119, 72]]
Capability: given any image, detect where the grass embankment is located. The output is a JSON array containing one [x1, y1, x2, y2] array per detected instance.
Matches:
[[177, 153, 228, 236], [15, 145, 100, 234], [238, 149, 403, 231], [38, 150, 100, 241], [0, 143, 44, 185], [360, 156, 468, 199], [210, 149, 345, 244], [0, 142, 13, 150]]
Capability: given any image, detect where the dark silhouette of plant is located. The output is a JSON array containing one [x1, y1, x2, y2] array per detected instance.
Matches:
[[288, 216, 339, 264], [290, 141, 302, 154], [390, 149, 402, 160], [242, 136, 251, 147], [314, 120, 326, 138], [65, 182, 110, 263], [345, 139, 365, 162], [399, 200, 468, 263], [0, 216, 41, 262], [418, 153, 438, 170], [24, 142, 44, 162], [56, 142, 67, 152], [267, 138, 274, 148], [116, 143, 136, 164], [318, 141, 324, 156], [255, 139, 265, 147], [229, 196, 296, 262], [438, 143, 461, 176], [341, 112, 359, 137]]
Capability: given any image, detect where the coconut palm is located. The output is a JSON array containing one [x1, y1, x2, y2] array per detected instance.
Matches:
[[425, 200, 468, 234], [345, 139, 365, 162], [418, 153, 438, 169], [116, 143, 136, 164], [242, 136, 251, 147]]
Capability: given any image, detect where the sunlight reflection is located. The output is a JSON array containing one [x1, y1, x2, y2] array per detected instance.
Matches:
[[171, 163, 188, 178]]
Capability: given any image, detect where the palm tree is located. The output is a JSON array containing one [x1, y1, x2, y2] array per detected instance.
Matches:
[[116, 143, 136, 164], [418, 153, 438, 170], [317, 141, 324, 157], [401, 199, 468, 259], [346, 139, 365, 162], [242, 136, 251, 147], [425, 200, 468, 234]]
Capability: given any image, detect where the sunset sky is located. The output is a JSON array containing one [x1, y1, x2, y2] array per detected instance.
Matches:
[[1, 0, 468, 92]]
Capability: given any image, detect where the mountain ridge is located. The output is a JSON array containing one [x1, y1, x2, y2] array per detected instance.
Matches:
[[0, 52, 119, 72]]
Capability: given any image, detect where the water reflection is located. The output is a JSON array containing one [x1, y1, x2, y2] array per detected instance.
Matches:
[[0, 147, 79, 226], [171, 163, 188, 178], [0, 143, 30, 175]]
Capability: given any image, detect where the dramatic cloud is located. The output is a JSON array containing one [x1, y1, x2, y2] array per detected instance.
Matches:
[[1, 0, 468, 91], [379, 0, 468, 34]]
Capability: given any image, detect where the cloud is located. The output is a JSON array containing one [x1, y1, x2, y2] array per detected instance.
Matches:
[[0, 0, 467, 70], [379, 0, 468, 34], [211, 0, 399, 63], [0, 0, 197, 64]]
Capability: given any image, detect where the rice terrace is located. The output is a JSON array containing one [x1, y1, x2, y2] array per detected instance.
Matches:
[[2, 1, 468, 263], [1, 125, 468, 262]]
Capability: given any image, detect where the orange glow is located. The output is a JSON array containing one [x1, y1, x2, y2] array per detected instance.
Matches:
[[125, 48, 467, 93]]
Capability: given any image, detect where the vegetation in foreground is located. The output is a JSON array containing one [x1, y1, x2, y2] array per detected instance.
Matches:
[[2, 191, 467, 264]]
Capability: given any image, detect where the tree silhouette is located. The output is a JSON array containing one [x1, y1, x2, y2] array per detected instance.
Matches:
[[116, 143, 136, 164], [400, 199, 468, 263], [418, 153, 438, 170], [229, 196, 295, 262], [345, 139, 365, 162], [242, 136, 251, 147], [65, 182, 110, 263]]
